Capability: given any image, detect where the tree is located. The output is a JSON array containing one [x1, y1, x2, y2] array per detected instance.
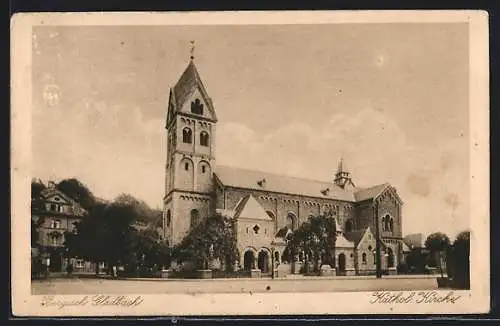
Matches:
[[56, 178, 97, 211], [64, 193, 170, 276], [284, 214, 337, 274], [134, 227, 171, 271], [425, 232, 451, 278], [450, 231, 470, 289], [172, 214, 239, 272]]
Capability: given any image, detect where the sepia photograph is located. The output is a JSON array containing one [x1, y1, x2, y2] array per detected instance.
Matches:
[[11, 11, 489, 316]]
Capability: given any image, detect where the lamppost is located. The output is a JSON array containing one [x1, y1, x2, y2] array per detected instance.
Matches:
[[271, 246, 275, 279], [375, 201, 382, 278]]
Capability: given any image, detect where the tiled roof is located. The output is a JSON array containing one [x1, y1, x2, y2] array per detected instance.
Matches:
[[345, 230, 366, 244], [39, 187, 87, 216], [336, 233, 355, 248], [353, 183, 389, 202], [214, 165, 356, 202], [173, 60, 202, 108]]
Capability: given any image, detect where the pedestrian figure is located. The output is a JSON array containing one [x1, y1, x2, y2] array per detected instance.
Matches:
[[66, 263, 73, 276]]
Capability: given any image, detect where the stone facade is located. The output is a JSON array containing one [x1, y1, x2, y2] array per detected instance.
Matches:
[[32, 182, 94, 273], [163, 59, 404, 276]]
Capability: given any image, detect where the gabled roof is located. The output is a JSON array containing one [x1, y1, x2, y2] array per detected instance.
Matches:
[[353, 183, 389, 202], [335, 233, 355, 248], [214, 165, 356, 202], [345, 229, 366, 244], [345, 226, 377, 249], [233, 194, 272, 220], [39, 187, 87, 217]]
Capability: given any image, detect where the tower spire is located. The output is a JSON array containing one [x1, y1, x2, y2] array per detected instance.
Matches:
[[189, 40, 195, 61]]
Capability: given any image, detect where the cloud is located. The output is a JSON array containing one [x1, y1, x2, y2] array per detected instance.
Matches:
[[33, 98, 165, 209], [217, 107, 469, 238]]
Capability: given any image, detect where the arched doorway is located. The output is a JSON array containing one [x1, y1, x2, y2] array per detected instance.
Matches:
[[258, 250, 270, 273], [338, 253, 346, 276], [243, 250, 255, 271], [387, 248, 395, 268]]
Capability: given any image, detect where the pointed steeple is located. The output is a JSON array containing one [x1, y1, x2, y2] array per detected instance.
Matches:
[[337, 157, 347, 175], [334, 157, 355, 189], [165, 44, 218, 127]]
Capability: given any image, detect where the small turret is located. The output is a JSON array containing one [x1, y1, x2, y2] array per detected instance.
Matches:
[[334, 157, 355, 189]]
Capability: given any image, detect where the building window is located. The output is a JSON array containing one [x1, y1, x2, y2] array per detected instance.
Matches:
[[201, 165, 206, 173], [200, 131, 210, 147], [190, 209, 200, 228], [49, 203, 57, 212], [49, 234, 61, 246], [191, 99, 204, 115], [50, 219, 61, 229], [166, 210, 171, 227], [253, 224, 260, 234], [76, 259, 84, 268], [246, 227, 249, 234], [383, 214, 393, 232], [362, 252, 367, 264], [182, 127, 192, 143], [286, 212, 297, 231], [99, 261, 107, 269], [368, 245, 372, 251], [184, 162, 189, 171], [264, 228, 267, 235]]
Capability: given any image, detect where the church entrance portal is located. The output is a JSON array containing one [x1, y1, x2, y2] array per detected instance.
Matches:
[[258, 250, 269, 274], [243, 250, 255, 271], [338, 253, 346, 276], [387, 248, 395, 268]]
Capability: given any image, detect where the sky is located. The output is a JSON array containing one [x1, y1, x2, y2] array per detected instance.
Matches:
[[32, 24, 470, 239]]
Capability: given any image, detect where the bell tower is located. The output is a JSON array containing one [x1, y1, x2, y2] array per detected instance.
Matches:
[[163, 45, 218, 245]]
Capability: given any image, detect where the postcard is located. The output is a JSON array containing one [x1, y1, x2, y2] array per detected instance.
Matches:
[[11, 10, 489, 316]]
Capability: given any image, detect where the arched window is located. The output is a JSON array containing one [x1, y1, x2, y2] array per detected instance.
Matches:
[[345, 220, 354, 232], [182, 127, 192, 143], [384, 214, 391, 231], [190, 209, 200, 228], [266, 210, 276, 220], [166, 210, 171, 227], [389, 218, 394, 232], [286, 213, 297, 231], [362, 252, 367, 264], [191, 99, 204, 115], [200, 131, 209, 147]]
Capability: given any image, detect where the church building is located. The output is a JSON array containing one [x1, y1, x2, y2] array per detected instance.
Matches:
[[163, 56, 404, 276]]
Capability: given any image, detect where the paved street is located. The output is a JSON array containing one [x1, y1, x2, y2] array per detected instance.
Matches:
[[32, 275, 439, 295]]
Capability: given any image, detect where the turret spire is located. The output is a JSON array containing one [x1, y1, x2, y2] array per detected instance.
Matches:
[[189, 40, 195, 60], [334, 157, 354, 189]]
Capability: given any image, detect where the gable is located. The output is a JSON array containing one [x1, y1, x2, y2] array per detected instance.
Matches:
[[170, 61, 218, 124], [179, 87, 217, 122], [233, 195, 272, 221], [45, 194, 71, 205], [375, 185, 403, 205], [356, 227, 375, 248]]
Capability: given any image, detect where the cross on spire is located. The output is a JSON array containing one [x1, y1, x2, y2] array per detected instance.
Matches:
[[189, 40, 195, 60]]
